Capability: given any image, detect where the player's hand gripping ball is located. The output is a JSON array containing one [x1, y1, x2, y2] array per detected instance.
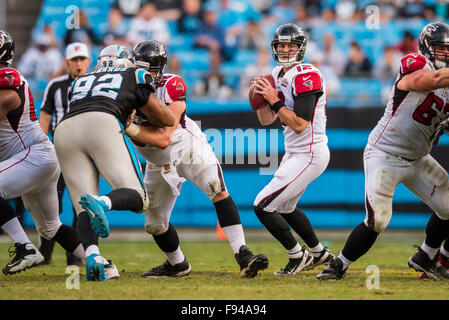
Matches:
[[248, 74, 275, 110]]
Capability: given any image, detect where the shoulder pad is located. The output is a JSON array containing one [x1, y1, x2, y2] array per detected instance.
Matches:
[[400, 54, 428, 74], [293, 71, 322, 95], [0, 68, 21, 88]]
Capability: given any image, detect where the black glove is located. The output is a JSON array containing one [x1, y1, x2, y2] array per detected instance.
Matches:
[[431, 117, 449, 145]]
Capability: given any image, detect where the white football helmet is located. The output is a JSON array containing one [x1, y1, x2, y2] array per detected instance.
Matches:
[[97, 45, 135, 69]]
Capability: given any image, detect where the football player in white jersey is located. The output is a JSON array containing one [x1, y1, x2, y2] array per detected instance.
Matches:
[[318, 22, 449, 281], [252, 23, 334, 275], [124, 40, 269, 278], [0, 30, 86, 275]]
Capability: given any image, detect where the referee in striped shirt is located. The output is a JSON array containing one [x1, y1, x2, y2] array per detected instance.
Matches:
[[39, 42, 90, 266]]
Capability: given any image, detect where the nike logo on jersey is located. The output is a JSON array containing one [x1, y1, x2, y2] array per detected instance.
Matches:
[[303, 75, 311, 81]]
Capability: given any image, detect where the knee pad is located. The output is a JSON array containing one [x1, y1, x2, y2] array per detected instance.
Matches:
[[38, 221, 62, 241], [420, 157, 448, 187], [145, 221, 169, 236], [365, 203, 392, 233]]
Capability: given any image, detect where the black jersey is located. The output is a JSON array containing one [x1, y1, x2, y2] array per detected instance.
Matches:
[[63, 67, 154, 125]]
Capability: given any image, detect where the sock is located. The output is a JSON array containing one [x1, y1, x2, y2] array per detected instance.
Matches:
[[282, 208, 320, 248], [106, 188, 143, 211], [441, 239, 449, 259], [98, 196, 112, 210], [287, 243, 303, 259], [221, 225, 245, 254], [214, 196, 245, 253], [76, 211, 99, 250], [52, 224, 81, 253], [71, 244, 86, 260], [421, 240, 439, 260], [424, 213, 449, 249], [165, 247, 185, 266], [39, 236, 55, 261], [1, 217, 30, 244], [254, 206, 298, 250], [341, 222, 379, 262], [85, 245, 100, 257], [338, 253, 353, 270], [309, 243, 324, 254], [153, 223, 180, 253]]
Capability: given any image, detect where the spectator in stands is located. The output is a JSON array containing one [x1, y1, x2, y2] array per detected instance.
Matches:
[[103, 5, 129, 46], [193, 8, 229, 60], [238, 20, 268, 51], [177, 0, 203, 33], [18, 34, 63, 80], [167, 54, 183, 77], [395, 30, 418, 55], [267, 0, 296, 24], [396, 0, 435, 20], [194, 49, 232, 99], [343, 41, 372, 78], [334, 0, 357, 22], [63, 10, 100, 47], [376, 0, 398, 22], [239, 48, 272, 97], [310, 50, 341, 97], [373, 46, 401, 82], [42, 24, 58, 48], [112, 0, 144, 17], [322, 33, 345, 76], [152, 0, 182, 20], [127, 1, 170, 46]]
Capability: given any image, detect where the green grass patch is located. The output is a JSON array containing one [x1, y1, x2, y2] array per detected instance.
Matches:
[[1, 240, 449, 300]]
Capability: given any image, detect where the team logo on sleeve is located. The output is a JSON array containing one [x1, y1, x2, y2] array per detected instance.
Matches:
[[406, 57, 415, 68], [304, 79, 313, 90], [173, 80, 184, 92], [4, 74, 14, 85]]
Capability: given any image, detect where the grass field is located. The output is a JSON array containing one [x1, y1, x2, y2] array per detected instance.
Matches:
[[1, 229, 449, 301]]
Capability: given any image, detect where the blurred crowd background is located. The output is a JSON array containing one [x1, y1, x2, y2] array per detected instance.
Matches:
[[8, 0, 449, 106]]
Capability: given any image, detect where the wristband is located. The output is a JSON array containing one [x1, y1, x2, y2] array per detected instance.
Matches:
[[270, 100, 284, 113], [125, 123, 141, 138]]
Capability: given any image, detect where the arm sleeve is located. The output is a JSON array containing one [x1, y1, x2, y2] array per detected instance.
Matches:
[[292, 90, 322, 121]]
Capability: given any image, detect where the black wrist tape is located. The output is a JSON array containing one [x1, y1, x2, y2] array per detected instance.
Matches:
[[270, 100, 284, 113]]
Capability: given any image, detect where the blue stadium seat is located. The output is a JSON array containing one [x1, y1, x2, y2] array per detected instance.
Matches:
[[177, 49, 210, 71]]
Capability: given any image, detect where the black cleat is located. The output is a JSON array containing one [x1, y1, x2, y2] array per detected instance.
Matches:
[[274, 246, 313, 275], [235, 245, 269, 278], [316, 257, 346, 280], [2, 243, 44, 275], [408, 246, 449, 280], [306, 247, 335, 270], [142, 259, 191, 278]]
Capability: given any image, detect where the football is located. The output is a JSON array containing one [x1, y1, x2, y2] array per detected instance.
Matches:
[[248, 74, 275, 110]]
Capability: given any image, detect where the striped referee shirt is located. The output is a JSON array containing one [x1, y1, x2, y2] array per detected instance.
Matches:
[[40, 74, 74, 136]]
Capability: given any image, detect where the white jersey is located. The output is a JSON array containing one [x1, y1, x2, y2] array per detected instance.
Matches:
[[272, 63, 328, 153], [0, 67, 48, 161], [368, 53, 449, 160], [132, 73, 203, 166]]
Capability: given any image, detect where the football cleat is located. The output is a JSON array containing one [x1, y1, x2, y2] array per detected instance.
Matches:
[[274, 246, 313, 275], [306, 247, 335, 270], [86, 254, 107, 281], [316, 257, 346, 280], [2, 243, 44, 275], [79, 194, 110, 238], [104, 260, 120, 280], [141, 259, 191, 278], [235, 245, 269, 278], [408, 246, 449, 280]]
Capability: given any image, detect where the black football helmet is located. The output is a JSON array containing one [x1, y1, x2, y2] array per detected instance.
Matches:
[[419, 22, 449, 69], [271, 23, 307, 67], [0, 30, 14, 65], [132, 40, 167, 84]]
